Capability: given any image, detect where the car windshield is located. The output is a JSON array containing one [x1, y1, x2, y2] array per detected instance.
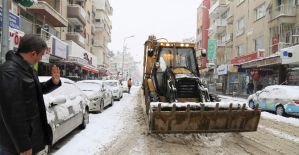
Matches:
[[76, 82, 101, 92], [158, 47, 197, 74], [106, 82, 118, 87]]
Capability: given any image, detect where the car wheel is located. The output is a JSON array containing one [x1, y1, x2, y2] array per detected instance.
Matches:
[[248, 100, 255, 109], [276, 105, 285, 116], [110, 97, 114, 106], [79, 108, 89, 129], [100, 100, 104, 113]]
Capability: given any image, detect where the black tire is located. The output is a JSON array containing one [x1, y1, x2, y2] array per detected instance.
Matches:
[[248, 100, 255, 109], [110, 97, 114, 106], [99, 100, 104, 113], [79, 108, 89, 129], [276, 105, 285, 116]]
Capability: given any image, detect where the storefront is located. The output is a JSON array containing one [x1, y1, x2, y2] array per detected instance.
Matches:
[[240, 54, 284, 92], [66, 41, 98, 80], [281, 44, 299, 85], [38, 35, 68, 76]]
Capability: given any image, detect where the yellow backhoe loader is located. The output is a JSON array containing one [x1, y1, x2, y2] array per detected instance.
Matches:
[[142, 35, 261, 133]]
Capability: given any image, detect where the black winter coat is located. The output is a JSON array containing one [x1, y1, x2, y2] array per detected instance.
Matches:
[[0, 51, 61, 154]]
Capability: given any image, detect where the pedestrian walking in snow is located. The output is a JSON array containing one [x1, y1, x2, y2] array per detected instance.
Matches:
[[0, 34, 61, 155], [128, 78, 132, 94]]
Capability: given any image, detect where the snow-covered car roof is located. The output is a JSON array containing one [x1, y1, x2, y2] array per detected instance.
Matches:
[[105, 80, 119, 82], [259, 85, 299, 100], [39, 76, 75, 84], [77, 80, 103, 84]]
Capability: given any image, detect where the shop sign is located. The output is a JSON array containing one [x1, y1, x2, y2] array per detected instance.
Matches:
[[217, 64, 227, 75], [0, 7, 20, 30], [67, 41, 97, 67], [230, 52, 259, 64], [207, 39, 217, 61], [281, 44, 299, 64], [52, 37, 67, 59], [8, 28, 24, 49], [41, 36, 53, 63], [228, 64, 238, 73]]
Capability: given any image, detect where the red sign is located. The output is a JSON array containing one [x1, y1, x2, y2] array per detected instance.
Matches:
[[272, 36, 279, 53], [230, 52, 258, 64]]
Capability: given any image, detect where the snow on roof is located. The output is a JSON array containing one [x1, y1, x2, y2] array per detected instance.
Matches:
[[259, 85, 299, 100], [38, 76, 74, 84], [77, 80, 103, 84]]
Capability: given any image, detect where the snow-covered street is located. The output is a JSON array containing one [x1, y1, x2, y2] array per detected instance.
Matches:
[[50, 87, 299, 155]]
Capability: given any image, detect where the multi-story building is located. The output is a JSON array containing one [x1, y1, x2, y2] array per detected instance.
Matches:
[[208, 0, 299, 95], [196, 0, 210, 70], [93, 0, 113, 75]]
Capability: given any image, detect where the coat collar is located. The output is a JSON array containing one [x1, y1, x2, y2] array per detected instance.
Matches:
[[6, 51, 33, 72]]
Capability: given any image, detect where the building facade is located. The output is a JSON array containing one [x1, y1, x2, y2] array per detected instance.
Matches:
[[206, 0, 299, 95]]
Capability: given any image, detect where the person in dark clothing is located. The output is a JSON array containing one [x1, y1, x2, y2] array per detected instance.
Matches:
[[127, 78, 132, 94], [247, 81, 254, 94], [0, 34, 61, 155]]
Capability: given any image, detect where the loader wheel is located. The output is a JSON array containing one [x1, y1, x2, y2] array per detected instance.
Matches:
[[276, 105, 285, 116], [248, 100, 255, 109]]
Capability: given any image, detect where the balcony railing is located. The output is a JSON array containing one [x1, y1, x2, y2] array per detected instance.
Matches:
[[66, 32, 85, 47], [211, 19, 227, 34], [270, 4, 297, 20], [27, 1, 68, 27], [67, 4, 87, 26], [209, 0, 229, 15]]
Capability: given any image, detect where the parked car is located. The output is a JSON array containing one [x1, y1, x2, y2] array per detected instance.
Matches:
[[39, 76, 89, 147], [76, 80, 113, 112], [247, 85, 299, 116], [104, 80, 123, 100], [121, 81, 129, 93]]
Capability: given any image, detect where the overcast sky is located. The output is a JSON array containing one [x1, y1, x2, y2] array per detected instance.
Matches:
[[109, 0, 201, 63]]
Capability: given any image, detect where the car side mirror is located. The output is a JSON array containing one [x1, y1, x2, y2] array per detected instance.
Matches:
[[50, 95, 66, 107]]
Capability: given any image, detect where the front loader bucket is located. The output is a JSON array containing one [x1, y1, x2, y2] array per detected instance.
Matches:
[[148, 102, 261, 133]]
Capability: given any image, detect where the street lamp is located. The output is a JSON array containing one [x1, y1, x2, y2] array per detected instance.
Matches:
[[122, 35, 135, 80]]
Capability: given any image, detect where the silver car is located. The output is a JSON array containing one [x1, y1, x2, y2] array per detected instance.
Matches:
[[76, 80, 113, 112], [39, 76, 89, 147], [104, 80, 123, 101]]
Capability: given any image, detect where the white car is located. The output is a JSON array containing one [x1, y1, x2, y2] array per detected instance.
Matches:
[[121, 81, 129, 93], [104, 80, 123, 100], [39, 76, 89, 147], [248, 85, 299, 116], [76, 80, 113, 112]]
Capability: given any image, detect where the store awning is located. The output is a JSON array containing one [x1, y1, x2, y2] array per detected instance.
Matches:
[[241, 55, 281, 69], [81, 66, 99, 74]]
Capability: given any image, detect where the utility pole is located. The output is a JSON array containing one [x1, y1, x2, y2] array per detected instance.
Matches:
[[1, 0, 9, 64], [121, 35, 134, 80]]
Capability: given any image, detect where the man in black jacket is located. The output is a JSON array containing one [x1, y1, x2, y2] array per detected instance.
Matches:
[[0, 34, 61, 155]]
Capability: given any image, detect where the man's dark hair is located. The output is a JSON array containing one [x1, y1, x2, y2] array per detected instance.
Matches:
[[17, 34, 47, 54]]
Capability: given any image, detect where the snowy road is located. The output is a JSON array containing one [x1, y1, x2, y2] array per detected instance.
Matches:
[[50, 87, 299, 155]]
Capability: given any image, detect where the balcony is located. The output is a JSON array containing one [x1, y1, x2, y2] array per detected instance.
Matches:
[[211, 19, 227, 34], [269, 4, 297, 27], [66, 32, 85, 48], [209, 0, 229, 17], [95, 22, 104, 31], [27, 1, 68, 27], [67, 4, 87, 26], [217, 40, 226, 47]]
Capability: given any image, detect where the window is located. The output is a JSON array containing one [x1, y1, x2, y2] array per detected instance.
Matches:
[[254, 36, 264, 51], [255, 3, 265, 20], [237, 18, 245, 36], [237, 44, 245, 56]]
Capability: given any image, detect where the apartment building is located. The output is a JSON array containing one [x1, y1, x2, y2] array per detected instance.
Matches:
[[93, 0, 113, 73], [207, 0, 299, 95], [195, 0, 210, 70]]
